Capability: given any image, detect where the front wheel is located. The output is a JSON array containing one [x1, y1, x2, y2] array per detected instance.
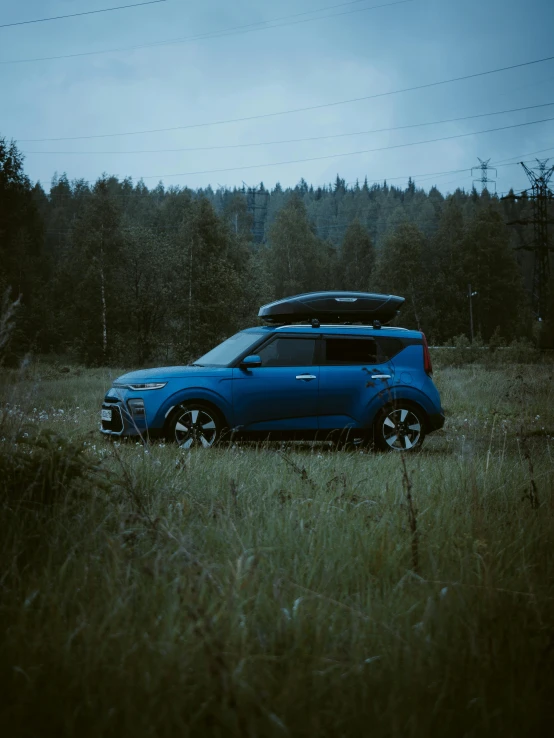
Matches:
[[167, 402, 224, 449], [373, 404, 426, 452]]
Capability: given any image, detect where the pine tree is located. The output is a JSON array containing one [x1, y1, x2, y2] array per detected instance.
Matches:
[[66, 176, 123, 363], [338, 219, 375, 291], [374, 222, 429, 330], [457, 206, 528, 341], [427, 198, 467, 341], [266, 196, 327, 298], [175, 197, 253, 359], [0, 139, 43, 297], [115, 225, 176, 364], [0, 137, 44, 358]]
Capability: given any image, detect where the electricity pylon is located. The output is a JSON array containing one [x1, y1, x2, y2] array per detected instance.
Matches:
[[472, 157, 497, 193], [503, 159, 554, 320]]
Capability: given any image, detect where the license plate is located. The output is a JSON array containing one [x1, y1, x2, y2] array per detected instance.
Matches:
[[101, 408, 112, 422]]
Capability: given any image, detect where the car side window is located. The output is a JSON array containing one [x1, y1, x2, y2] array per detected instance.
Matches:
[[325, 338, 377, 364], [257, 338, 316, 367]]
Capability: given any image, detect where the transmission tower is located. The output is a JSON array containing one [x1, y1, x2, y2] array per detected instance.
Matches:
[[503, 159, 554, 320], [472, 157, 497, 193], [243, 181, 269, 244]]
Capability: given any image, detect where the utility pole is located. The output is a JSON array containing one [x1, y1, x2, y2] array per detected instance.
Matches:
[[471, 157, 497, 193], [468, 284, 478, 342], [100, 223, 108, 359], [188, 238, 193, 351], [502, 159, 554, 320]]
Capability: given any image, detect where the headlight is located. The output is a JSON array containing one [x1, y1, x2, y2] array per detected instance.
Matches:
[[114, 382, 167, 391], [127, 399, 145, 417]]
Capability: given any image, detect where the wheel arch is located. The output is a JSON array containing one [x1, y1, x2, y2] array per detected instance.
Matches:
[[372, 397, 431, 431], [365, 387, 434, 432], [163, 399, 230, 446], [158, 392, 231, 436]]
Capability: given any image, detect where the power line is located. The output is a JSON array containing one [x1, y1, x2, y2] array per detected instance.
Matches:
[[426, 174, 473, 191], [22, 101, 554, 154], [39, 155, 546, 201], [17, 54, 554, 142], [37, 143, 554, 198], [0, 0, 412, 64], [33, 159, 545, 204], [492, 145, 554, 166], [0, 1, 167, 29], [136, 117, 554, 180], [42, 166, 474, 198]]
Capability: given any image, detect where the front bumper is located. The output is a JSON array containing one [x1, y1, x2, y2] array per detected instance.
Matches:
[[100, 402, 125, 434], [100, 400, 151, 437], [427, 411, 446, 432]]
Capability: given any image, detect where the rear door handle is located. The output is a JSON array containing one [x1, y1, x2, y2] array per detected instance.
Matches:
[[296, 374, 317, 381], [371, 374, 391, 380]]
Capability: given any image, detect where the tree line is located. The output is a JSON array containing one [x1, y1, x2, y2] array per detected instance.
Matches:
[[1, 136, 552, 366]]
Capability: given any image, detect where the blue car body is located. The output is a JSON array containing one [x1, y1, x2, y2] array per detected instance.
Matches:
[[100, 323, 444, 446]]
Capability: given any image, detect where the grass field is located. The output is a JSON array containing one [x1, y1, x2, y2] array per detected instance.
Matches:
[[1, 359, 554, 737]]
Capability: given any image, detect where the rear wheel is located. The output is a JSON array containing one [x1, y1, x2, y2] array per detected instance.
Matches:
[[167, 402, 224, 449], [373, 404, 425, 452]]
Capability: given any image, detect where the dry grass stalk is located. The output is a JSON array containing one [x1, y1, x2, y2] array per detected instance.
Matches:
[[400, 452, 419, 573], [279, 450, 317, 492], [519, 429, 540, 509], [0, 289, 20, 357]]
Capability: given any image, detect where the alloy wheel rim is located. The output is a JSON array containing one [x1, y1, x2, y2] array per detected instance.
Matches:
[[174, 408, 217, 449], [382, 408, 421, 450]]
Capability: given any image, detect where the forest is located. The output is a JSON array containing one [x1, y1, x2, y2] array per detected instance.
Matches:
[[1, 135, 552, 366]]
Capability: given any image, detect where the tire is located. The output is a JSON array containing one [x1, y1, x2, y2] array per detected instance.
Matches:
[[166, 402, 225, 449], [372, 403, 426, 452]]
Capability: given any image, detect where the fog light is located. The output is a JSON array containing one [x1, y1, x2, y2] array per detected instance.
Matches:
[[127, 398, 145, 417]]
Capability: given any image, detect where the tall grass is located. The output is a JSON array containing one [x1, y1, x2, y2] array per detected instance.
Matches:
[[1, 361, 554, 736]]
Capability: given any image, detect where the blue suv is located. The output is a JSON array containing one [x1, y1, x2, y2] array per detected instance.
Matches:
[[100, 292, 444, 451]]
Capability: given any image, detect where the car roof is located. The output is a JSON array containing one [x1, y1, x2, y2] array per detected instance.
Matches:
[[241, 325, 422, 340]]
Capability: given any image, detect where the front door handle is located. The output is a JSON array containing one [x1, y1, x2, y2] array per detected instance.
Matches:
[[296, 374, 317, 381], [371, 374, 391, 380]]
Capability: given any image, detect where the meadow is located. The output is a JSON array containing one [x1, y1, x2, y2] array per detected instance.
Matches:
[[1, 356, 554, 737]]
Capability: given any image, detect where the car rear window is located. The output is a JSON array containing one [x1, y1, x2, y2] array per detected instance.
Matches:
[[324, 336, 404, 365], [325, 338, 377, 364], [375, 337, 404, 361]]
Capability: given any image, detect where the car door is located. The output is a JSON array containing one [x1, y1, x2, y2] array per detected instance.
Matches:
[[318, 335, 395, 430], [231, 336, 319, 431]]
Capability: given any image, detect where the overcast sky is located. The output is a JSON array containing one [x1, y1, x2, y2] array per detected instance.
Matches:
[[1, 0, 553, 194]]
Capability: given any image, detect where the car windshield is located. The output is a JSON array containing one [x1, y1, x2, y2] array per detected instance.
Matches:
[[194, 331, 264, 367]]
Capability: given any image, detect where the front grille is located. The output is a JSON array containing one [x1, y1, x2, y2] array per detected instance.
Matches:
[[101, 404, 124, 433]]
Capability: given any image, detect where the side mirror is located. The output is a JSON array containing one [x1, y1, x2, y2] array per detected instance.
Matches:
[[240, 354, 262, 369]]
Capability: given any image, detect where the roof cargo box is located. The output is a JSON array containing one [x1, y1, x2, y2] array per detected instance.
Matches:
[[258, 291, 404, 325]]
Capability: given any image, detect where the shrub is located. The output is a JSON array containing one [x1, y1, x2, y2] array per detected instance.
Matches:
[[500, 336, 541, 364], [440, 333, 485, 366], [433, 334, 545, 368], [0, 429, 106, 507]]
